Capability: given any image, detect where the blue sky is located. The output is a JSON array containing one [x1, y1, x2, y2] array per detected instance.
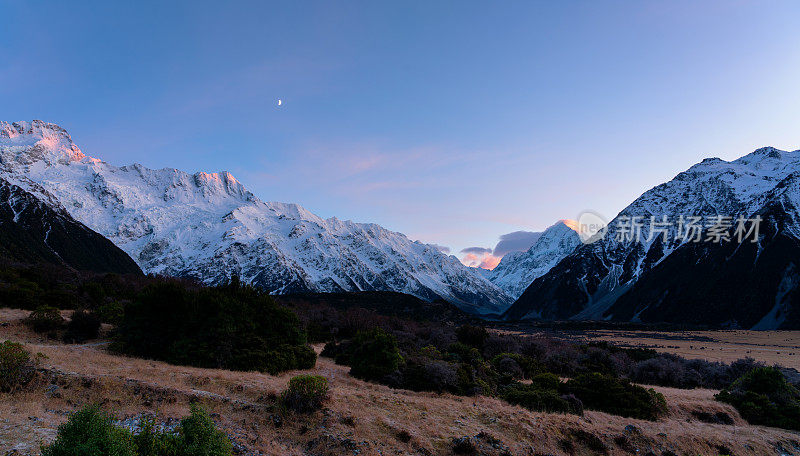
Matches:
[[2, 1, 800, 265]]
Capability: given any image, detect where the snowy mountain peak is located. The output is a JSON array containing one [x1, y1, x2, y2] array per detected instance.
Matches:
[[0, 120, 88, 164], [505, 145, 800, 328], [484, 220, 581, 299], [0, 120, 512, 314]]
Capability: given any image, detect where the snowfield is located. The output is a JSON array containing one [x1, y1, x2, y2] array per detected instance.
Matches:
[[0, 120, 512, 314]]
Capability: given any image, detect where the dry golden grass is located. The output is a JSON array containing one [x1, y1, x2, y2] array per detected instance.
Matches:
[[561, 329, 800, 370], [2, 308, 800, 455]]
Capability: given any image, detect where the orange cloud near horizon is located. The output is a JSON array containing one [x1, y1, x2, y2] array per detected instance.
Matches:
[[461, 252, 501, 270]]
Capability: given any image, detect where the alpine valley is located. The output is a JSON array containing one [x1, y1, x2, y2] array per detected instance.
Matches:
[[505, 146, 800, 329], [4, 120, 800, 329], [0, 120, 511, 314]]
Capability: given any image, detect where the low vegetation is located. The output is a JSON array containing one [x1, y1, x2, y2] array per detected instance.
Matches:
[[5, 262, 800, 432], [0, 264, 149, 312], [322, 324, 672, 419], [25, 305, 64, 334], [62, 310, 101, 343], [564, 373, 667, 420], [116, 278, 316, 374], [41, 404, 232, 456], [716, 366, 800, 430], [0, 340, 42, 393], [500, 373, 583, 415], [280, 375, 329, 413]]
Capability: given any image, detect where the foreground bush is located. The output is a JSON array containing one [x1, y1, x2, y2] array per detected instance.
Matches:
[[501, 373, 583, 415], [0, 341, 42, 393], [41, 404, 232, 456], [41, 405, 136, 456], [117, 280, 316, 374], [343, 328, 403, 381], [172, 405, 233, 455], [564, 373, 667, 420], [280, 375, 329, 413], [25, 305, 64, 333], [716, 367, 800, 430], [63, 310, 101, 343]]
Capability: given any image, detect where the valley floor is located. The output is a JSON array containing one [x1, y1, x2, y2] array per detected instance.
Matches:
[[2, 309, 800, 456], [535, 329, 800, 370]]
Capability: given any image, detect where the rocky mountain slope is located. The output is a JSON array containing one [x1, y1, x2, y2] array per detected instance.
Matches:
[[483, 220, 580, 299], [505, 146, 800, 329], [0, 177, 141, 274], [0, 120, 511, 314]]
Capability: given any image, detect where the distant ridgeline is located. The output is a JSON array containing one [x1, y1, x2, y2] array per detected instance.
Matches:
[[0, 120, 511, 315], [505, 147, 800, 330]]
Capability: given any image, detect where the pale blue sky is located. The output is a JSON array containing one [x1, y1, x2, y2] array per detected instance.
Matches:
[[2, 1, 799, 261]]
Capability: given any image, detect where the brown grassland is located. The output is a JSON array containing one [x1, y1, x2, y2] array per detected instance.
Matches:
[[548, 329, 800, 370], [2, 308, 800, 455]]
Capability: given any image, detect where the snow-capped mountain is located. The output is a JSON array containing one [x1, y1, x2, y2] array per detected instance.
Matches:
[[0, 177, 141, 274], [484, 221, 580, 299], [0, 120, 512, 314], [504, 146, 800, 329]]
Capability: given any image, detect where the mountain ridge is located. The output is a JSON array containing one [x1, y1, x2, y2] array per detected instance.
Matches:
[[504, 146, 800, 329], [0, 176, 142, 274], [0, 120, 511, 314], [483, 220, 580, 299]]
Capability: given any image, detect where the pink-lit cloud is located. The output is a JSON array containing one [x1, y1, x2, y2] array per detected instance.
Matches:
[[461, 252, 502, 270]]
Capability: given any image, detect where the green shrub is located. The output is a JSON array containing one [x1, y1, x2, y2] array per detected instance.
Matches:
[[26, 305, 64, 333], [500, 373, 583, 415], [446, 343, 483, 365], [400, 356, 459, 393], [502, 385, 583, 414], [346, 328, 403, 381], [491, 353, 544, 380], [455, 325, 488, 348], [563, 373, 667, 420], [132, 415, 177, 456], [40, 405, 136, 456], [97, 301, 125, 325], [0, 340, 41, 393], [41, 405, 232, 456], [716, 366, 800, 430], [117, 280, 316, 374], [280, 375, 329, 413], [63, 310, 101, 343], [174, 404, 233, 455]]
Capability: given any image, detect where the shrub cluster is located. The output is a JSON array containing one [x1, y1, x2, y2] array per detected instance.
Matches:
[[318, 319, 680, 420], [0, 341, 42, 393], [25, 305, 64, 333], [116, 279, 316, 374], [63, 310, 101, 343], [0, 265, 149, 312], [564, 373, 667, 420], [321, 323, 672, 419], [716, 366, 800, 430], [41, 404, 232, 456], [500, 373, 583, 415], [324, 328, 403, 381], [280, 375, 329, 413]]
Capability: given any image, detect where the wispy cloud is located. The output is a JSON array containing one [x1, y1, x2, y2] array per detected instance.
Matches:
[[493, 230, 541, 256], [461, 246, 493, 255]]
